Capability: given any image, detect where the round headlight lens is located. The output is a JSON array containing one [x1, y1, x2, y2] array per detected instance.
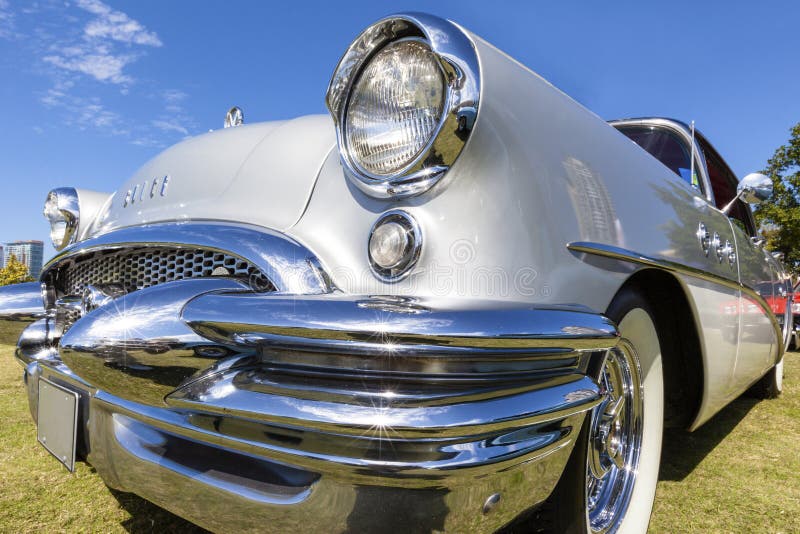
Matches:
[[345, 39, 446, 176]]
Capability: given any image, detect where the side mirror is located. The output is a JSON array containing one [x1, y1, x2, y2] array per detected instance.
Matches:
[[722, 172, 772, 214], [738, 173, 773, 204]]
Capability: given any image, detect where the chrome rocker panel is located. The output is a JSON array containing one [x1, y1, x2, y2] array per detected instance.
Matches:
[[5, 224, 620, 533]]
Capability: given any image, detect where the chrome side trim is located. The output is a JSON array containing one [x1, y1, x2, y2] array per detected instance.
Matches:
[[567, 241, 783, 340], [326, 12, 480, 198], [42, 221, 332, 295]]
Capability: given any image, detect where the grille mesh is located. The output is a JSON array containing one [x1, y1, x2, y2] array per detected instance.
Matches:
[[53, 247, 274, 296]]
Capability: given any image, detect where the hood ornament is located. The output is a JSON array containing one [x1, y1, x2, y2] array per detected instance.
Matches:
[[224, 106, 244, 128]]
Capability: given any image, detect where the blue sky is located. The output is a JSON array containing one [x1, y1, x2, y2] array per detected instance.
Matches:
[[0, 0, 798, 262]]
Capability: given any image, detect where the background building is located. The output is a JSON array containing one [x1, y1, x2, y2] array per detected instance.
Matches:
[[3, 240, 44, 278], [0, 245, 4, 269]]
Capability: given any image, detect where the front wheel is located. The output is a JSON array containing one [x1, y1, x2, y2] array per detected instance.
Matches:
[[552, 288, 664, 534]]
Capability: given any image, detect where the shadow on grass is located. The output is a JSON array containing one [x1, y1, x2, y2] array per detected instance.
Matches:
[[108, 489, 210, 533], [658, 395, 759, 482]]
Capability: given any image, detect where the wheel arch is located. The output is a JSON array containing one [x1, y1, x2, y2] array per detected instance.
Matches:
[[608, 268, 704, 429]]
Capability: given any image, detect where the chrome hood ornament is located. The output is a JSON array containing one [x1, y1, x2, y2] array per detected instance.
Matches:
[[224, 106, 244, 128]]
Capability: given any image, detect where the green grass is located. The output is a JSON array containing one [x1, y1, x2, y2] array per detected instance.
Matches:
[[0, 344, 205, 533], [650, 352, 800, 533], [0, 343, 798, 532]]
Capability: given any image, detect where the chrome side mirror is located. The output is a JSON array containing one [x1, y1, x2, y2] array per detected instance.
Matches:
[[738, 173, 773, 204], [722, 172, 773, 214]]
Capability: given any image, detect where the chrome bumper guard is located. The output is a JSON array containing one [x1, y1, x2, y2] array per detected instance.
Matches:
[[2, 225, 620, 532]]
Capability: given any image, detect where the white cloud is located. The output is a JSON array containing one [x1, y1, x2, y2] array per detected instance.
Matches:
[[131, 136, 160, 147], [162, 89, 187, 103], [152, 119, 189, 136], [78, 0, 162, 47], [161, 89, 187, 112], [0, 0, 17, 39], [39, 83, 124, 133], [42, 0, 161, 85], [12, 1, 194, 145], [43, 52, 133, 84]]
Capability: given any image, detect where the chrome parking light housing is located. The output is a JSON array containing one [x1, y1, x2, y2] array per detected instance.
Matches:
[[368, 210, 422, 282], [326, 13, 480, 198]]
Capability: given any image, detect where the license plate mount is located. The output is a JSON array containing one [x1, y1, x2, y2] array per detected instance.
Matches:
[[37, 378, 79, 472]]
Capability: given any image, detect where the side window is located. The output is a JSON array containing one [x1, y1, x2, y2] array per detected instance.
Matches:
[[615, 125, 703, 193], [698, 137, 757, 237]]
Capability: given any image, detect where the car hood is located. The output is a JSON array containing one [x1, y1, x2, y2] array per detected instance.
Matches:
[[87, 114, 336, 237]]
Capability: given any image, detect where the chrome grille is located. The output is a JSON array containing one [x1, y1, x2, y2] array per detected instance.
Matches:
[[51, 247, 274, 296]]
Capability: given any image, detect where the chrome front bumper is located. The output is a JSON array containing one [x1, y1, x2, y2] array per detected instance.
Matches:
[[14, 293, 616, 533], [2, 224, 619, 533]]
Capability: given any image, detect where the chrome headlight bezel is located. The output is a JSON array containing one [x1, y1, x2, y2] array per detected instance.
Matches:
[[44, 187, 80, 251], [326, 13, 480, 199]]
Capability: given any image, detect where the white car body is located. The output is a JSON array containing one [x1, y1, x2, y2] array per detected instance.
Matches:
[[0, 12, 787, 533]]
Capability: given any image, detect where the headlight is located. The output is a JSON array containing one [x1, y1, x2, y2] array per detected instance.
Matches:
[[345, 39, 446, 176], [327, 13, 480, 198], [43, 188, 79, 250]]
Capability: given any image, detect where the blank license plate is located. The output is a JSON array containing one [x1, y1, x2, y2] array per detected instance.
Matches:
[[37, 378, 79, 472]]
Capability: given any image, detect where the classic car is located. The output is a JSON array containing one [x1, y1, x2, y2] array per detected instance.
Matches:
[[787, 279, 800, 350], [0, 12, 789, 534]]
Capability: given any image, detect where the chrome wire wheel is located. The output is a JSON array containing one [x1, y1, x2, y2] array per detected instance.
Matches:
[[585, 342, 643, 533]]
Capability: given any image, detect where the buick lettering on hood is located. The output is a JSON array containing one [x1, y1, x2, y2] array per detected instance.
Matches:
[[0, 13, 788, 534]]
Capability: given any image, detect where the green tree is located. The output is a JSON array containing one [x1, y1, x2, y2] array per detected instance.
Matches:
[[0, 255, 34, 286], [754, 122, 800, 275]]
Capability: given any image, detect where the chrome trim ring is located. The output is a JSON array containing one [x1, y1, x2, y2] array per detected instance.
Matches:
[[586, 343, 643, 533], [326, 12, 480, 198], [367, 210, 422, 282]]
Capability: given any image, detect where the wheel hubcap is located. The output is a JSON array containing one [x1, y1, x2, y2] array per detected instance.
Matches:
[[586, 343, 643, 533]]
